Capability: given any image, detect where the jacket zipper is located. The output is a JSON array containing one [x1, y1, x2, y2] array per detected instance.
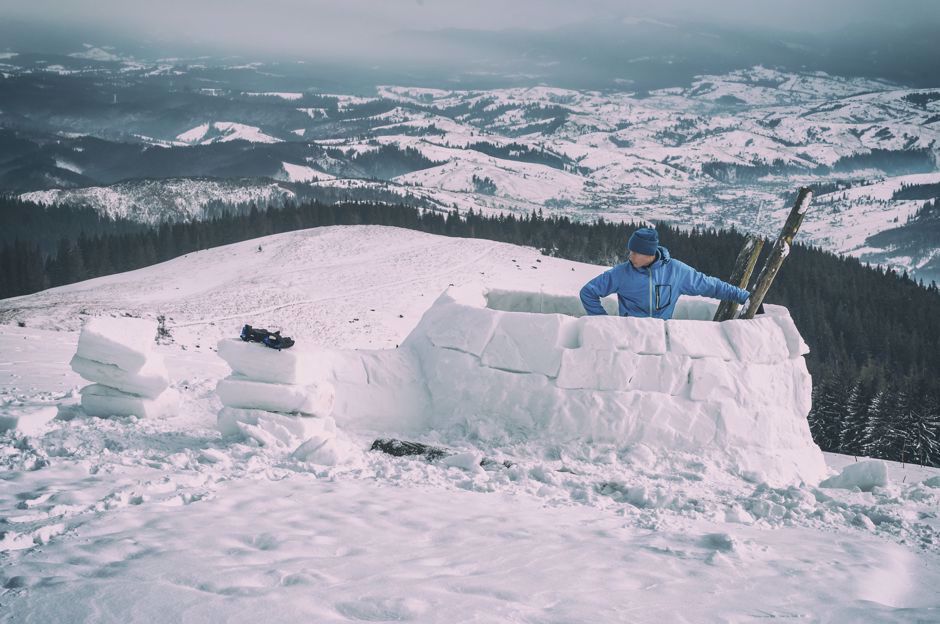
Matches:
[[648, 267, 653, 317]]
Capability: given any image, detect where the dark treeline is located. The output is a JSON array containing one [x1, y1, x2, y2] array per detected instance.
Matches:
[[703, 149, 937, 183], [467, 142, 569, 170], [892, 182, 940, 201], [327, 145, 443, 180], [1, 200, 938, 466], [0, 198, 146, 253]]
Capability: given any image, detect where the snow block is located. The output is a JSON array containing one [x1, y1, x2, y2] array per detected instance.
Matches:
[[556, 348, 637, 391], [819, 460, 889, 492], [666, 320, 736, 360], [360, 349, 424, 386], [218, 407, 335, 451], [216, 375, 334, 416], [75, 316, 155, 373], [0, 404, 59, 435], [332, 380, 431, 432], [69, 354, 170, 399], [721, 317, 790, 364], [689, 358, 739, 402], [485, 287, 600, 316], [762, 304, 810, 358], [629, 353, 691, 396], [578, 315, 667, 354], [305, 348, 368, 385], [480, 311, 565, 377], [423, 302, 502, 356], [217, 338, 314, 385], [80, 384, 180, 419], [671, 296, 720, 321]]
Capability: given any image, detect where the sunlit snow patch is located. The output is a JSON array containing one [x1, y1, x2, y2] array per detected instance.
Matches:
[[176, 122, 282, 145]]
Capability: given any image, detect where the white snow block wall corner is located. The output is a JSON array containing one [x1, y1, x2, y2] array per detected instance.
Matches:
[[71, 317, 178, 419], [290, 285, 828, 486], [215, 338, 354, 461]]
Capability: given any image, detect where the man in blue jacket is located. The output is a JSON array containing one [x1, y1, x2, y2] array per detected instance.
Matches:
[[580, 227, 749, 319]]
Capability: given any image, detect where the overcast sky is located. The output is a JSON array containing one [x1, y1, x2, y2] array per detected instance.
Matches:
[[4, 0, 940, 58]]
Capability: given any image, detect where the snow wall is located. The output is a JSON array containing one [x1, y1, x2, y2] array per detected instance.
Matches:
[[305, 285, 826, 486]]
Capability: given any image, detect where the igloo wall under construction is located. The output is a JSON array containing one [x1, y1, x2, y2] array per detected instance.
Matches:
[[245, 285, 828, 486]]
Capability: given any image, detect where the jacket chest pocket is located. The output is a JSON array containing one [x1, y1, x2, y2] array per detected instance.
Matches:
[[654, 284, 673, 312]]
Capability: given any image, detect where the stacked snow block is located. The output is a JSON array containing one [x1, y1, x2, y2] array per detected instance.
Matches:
[[215, 338, 337, 455], [307, 284, 827, 487], [71, 317, 178, 418]]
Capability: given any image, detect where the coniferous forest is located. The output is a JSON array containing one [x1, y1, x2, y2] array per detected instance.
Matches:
[[1, 196, 939, 466]]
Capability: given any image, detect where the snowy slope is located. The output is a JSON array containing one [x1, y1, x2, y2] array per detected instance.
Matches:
[[1, 226, 939, 621]]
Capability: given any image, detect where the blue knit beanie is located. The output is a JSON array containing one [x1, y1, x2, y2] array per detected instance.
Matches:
[[627, 227, 659, 256]]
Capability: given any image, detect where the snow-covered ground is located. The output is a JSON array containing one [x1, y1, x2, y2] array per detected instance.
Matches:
[[2, 226, 939, 621]]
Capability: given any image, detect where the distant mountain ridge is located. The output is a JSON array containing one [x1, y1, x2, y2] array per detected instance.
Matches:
[[1, 51, 938, 281]]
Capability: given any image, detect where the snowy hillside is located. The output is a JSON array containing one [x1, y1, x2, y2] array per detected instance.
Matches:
[[175, 121, 284, 145], [2, 226, 939, 621]]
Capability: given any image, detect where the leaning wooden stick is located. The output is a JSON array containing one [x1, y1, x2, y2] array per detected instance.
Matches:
[[740, 187, 813, 320], [713, 234, 764, 322]]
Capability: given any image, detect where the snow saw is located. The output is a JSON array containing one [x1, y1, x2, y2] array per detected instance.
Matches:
[[239, 324, 295, 350]]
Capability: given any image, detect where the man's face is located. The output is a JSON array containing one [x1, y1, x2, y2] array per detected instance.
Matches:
[[628, 250, 656, 268]]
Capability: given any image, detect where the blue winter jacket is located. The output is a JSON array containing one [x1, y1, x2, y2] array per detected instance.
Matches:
[[579, 246, 749, 319]]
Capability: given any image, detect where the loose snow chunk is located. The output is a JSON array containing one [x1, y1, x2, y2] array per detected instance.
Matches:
[[762, 304, 810, 357], [441, 451, 485, 474], [721, 317, 790, 364], [217, 339, 314, 385], [69, 354, 169, 398], [218, 407, 335, 450], [578, 315, 666, 354], [556, 348, 637, 391], [820, 460, 889, 491], [424, 303, 501, 356], [76, 317, 156, 372], [0, 405, 59, 435], [216, 375, 334, 416], [666, 320, 736, 360], [481, 312, 565, 377], [291, 434, 349, 466], [80, 385, 179, 419]]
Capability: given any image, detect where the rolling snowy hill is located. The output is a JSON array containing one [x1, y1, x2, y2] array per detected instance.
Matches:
[[1, 226, 938, 621]]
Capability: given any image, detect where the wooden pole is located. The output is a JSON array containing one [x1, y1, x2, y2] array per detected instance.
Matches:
[[713, 234, 764, 321], [740, 187, 814, 320]]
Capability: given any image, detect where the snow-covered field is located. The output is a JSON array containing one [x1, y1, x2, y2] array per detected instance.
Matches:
[[2, 226, 939, 621]]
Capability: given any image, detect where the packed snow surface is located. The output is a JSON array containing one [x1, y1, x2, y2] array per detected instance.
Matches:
[[1, 226, 939, 621]]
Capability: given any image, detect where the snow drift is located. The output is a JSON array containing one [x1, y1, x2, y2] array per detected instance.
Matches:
[[294, 285, 827, 487]]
